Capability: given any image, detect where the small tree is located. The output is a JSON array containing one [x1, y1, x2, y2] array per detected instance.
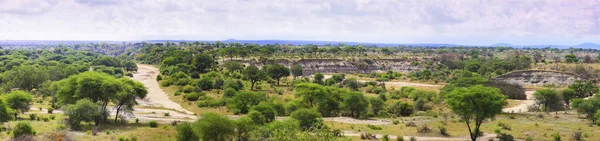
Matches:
[[243, 65, 267, 90], [196, 77, 214, 90], [343, 92, 368, 118], [193, 53, 216, 73], [250, 103, 277, 123], [4, 90, 33, 120], [11, 122, 35, 138], [265, 64, 290, 85], [313, 73, 324, 85], [369, 97, 384, 115], [345, 78, 360, 91], [64, 99, 101, 130], [533, 89, 561, 111], [291, 64, 303, 79], [291, 109, 323, 130], [561, 89, 577, 109], [0, 100, 13, 126], [446, 85, 506, 141], [227, 91, 266, 114], [194, 112, 235, 141], [176, 123, 199, 141], [565, 54, 579, 63]]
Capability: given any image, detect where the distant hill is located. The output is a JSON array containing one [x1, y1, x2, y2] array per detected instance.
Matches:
[[490, 43, 513, 47], [574, 43, 600, 49], [147, 39, 464, 47]]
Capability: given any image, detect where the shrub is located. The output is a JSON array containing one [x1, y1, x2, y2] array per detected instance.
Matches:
[[553, 133, 561, 141], [160, 79, 172, 87], [382, 134, 390, 141], [49, 115, 55, 120], [176, 123, 198, 141], [525, 136, 533, 141], [43, 117, 50, 122], [439, 126, 449, 136], [185, 92, 203, 101], [135, 118, 139, 124], [397, 135, 404, 141], [214, 78, 224, 89], [164, 112, 170, 116], [174, 90, 182, 96], [12, 122, 36, 138], [156, 75, 162, 81], [497, 133, 515, 141], [47, 107, 54, 114], [410, 136, 416, 141], [373, 87, 387, 94], [498, 122, 511, 130], [223, 88, 237, 98], [405, 121, 416, 127], [197, 77, 214, 90], [417, 124, 431, 133], [572, 131, 582, 141], [392, 120, 400, 125], [29, 114, 36, 120], [149, 121, 158, 128], [367, 124, 382, 130], [182, 85, 195, 93]]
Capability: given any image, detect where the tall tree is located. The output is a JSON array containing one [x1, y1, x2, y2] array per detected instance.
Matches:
[[242, 65, 267, 90], [264, 64, 290, 85], [343, 92, 368, 118], [446, 85, 506, 141], [192, 53, 216, 73], [113, 78, 148, 123], [194, 112, 235, 141], [533, 89, 561, 111]]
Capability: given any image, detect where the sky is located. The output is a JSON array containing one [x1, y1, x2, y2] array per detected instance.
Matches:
[[0, 0, 599, 46]]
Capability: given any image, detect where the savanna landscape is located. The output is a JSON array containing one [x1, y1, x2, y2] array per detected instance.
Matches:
[[1, 0, 599, 141]]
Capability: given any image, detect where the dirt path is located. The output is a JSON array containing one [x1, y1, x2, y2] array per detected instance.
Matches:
[[133, 64, 194, 115], [502, 90, 536, 113], [343, 130, 497, 141]]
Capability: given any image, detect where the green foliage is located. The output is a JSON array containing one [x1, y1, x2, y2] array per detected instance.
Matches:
[[2, 65, 50, 91], [192, 53, 216, 73], [247, 110, 266, 125], [181, 85, 194, 93], [243, 65, 268, 90], [446, 85, 506, 141], [176, 123, 198, 141], [290, 109, 323, 130], [313, 73, 324, 85], [533, 89, 561, 111], [0, 100, 13, 123], [573, 96, 600, 123], [29, 113, 36, 120], [194, 112, 235, 141], [251, 103, 277, 123], [227, 91, 266, 114], [568, 81, 599, 98], [223, 88, 237, 98], [3, 90, 32, 119], [185, 92, 202, 101], [331, 73, 345, 83], [565, 54, 578, 63], [196, 76, 213, 90], [324, 78, 337, 86], [11, 122, 36, 138], [264, 64, 290, 85], [223, 79, 243, 91], [387, 101, 414, 116], [149, 121, 158, 128], [64, 99, 100, 130], [344, 78, 360, 91], [369, 97, 385, 115], [291, 64, 303, 78], [223, 61, 244, 72], [343, 92, 368, 118]]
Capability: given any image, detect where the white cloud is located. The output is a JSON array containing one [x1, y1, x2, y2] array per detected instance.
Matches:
[[0, 0, 598, 45]]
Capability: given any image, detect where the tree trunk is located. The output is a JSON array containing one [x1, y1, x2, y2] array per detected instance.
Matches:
[[114, 105, 122, 123], [14, 113, 17, 120], [251, 81, 255, 90], [277, 78, 280, 85]]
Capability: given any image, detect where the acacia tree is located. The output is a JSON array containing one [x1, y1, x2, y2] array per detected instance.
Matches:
[[113, 78, 148, 123], [0, 100, 13, 126], [243, 65, 267, 90], [343, 92, 368, 118], [55, 71, 131, 124], [194, 112, 236, 141], [2, 65, 49, 91], [533, 89, 561, 111], [265, 64, 290, 85], [291, 64, 303, 79], [4, 90, 32, 120], [446, 85, 506, 141]]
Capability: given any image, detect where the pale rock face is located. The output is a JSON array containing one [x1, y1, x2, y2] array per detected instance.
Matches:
[[492, 70, 582, 86]]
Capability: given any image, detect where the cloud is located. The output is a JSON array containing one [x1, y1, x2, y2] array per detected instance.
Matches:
[[0, 0, 598, 45]]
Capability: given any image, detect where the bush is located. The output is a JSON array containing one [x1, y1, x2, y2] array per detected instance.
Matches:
[[176, 123, 198, 141], [174, 90, 182, 96], [47, 107, 54, 114], [214, 78, 224, 89], [290, 109, 323, 130], [497, 133, 515, 141], [29, 114, 37, 120], [572, 131, 582, 141], [223, 79, 243, 91], [373, 87, 387, 94], [223, 88, 237, 98], [417, 124, 431, 133], [182, 85, 195, 93], [185, 92, 203, 101], [197, 77, 214, 90], [392, 120, 400, 125], [553, 133, 561, 141], [382, 134, 390, 141], [397, 135, 404, 141], [156, 75, 162, 81], [410, 136, 416, 141], [367, 124, 382, 130], [12, 122, 36, 138], [149, 121, 158, 128], [49, 115, 55, 120], [160, 79, 172, 87]]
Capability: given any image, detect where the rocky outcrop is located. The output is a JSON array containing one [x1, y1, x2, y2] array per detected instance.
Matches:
[[492, 70, 583, 86], [237, 58, 422, 75]]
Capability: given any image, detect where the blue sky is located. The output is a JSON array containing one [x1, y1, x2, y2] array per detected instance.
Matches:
[[0, 0, 598, 46]]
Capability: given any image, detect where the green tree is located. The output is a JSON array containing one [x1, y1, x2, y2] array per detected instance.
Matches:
[[196, 77, 214, 90], [2, 65, 49, 91], [113, 78, 148, 123], [344, 78, 359, 91], [243, 65, 267, 90], [227, 91, 266, 114], [194, 112, 235, 141], [533, 89, 561, 111], [176, 123, 199, 141], [235, 117, 257, 140], [250, 103, 277, 123], [343, 92, 368, 118], [247, 110, 266, 125], [446, 85, 506, 141], [265, 64, 290, 85], [290, 109, 323, 130], [223, 61, 244, 72], [561, 89, 577, 109], [568, 81, 599, 98], [572, 96, 600, 123], [313, 73, 324, 85], [565, 54, 579, 63], [0, 100, 13, 124], [369, 97, 384, 115], [4, 90, 32, 119], [11, 122, 35, 138], [193, 53, 215, 73], [291, 64, 303, 79], [64, 99, 100, 130], [92, 56, 122, 67]]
